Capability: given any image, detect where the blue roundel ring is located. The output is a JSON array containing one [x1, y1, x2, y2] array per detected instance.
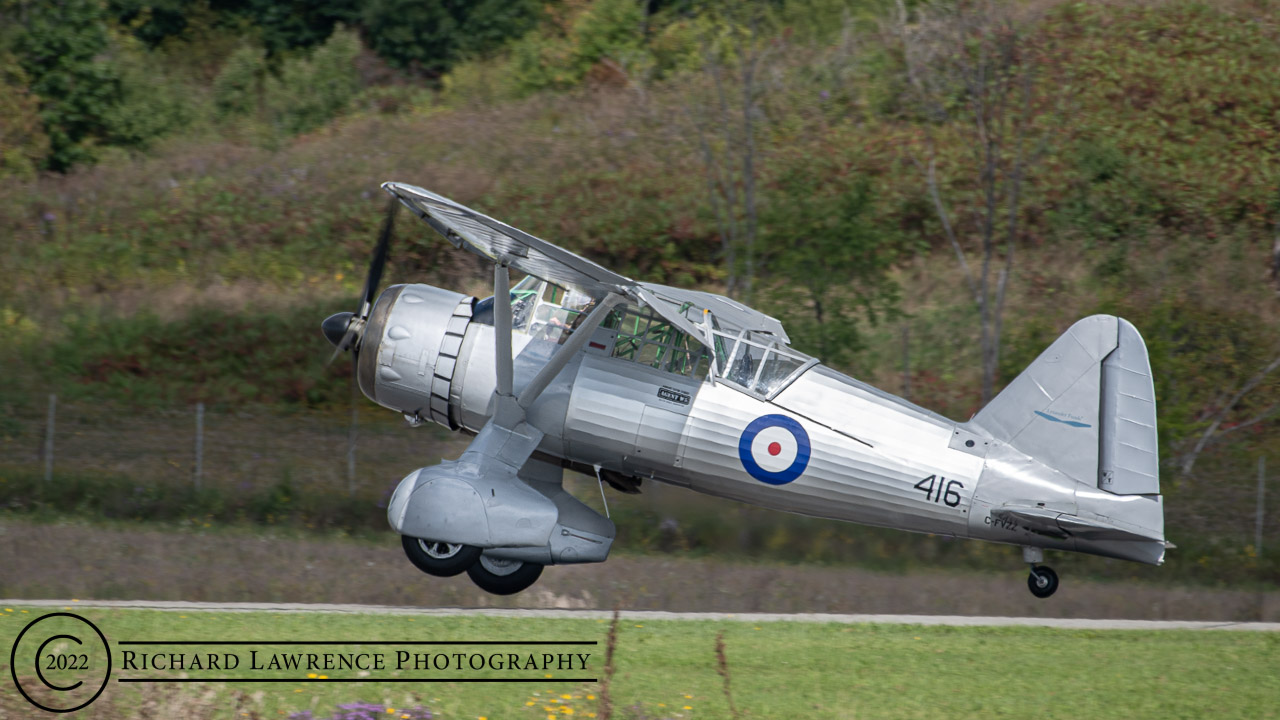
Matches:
[[738, 414, 811, 485]]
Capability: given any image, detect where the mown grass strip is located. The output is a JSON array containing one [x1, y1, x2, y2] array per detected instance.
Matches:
[[2, 606, 1278, 719]]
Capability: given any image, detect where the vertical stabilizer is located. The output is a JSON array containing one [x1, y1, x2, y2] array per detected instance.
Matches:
[[971, 315, 1161, 495], [972, 315, 1117, 488], [969, 315, 1165, 560]]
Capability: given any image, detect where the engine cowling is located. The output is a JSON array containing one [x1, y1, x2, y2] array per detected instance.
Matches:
[[357, 283, 475, 428]]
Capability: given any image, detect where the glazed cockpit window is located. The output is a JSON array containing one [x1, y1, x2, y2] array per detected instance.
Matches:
[[530, 281, 593, 343], [606, 305, 711, 378], [508, 275, 541, 332], [500, 276, 595, 343], [709, 327, 811, 397]]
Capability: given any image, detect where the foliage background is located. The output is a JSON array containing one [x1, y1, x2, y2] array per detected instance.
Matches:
[[0, 0, 1278, 589]]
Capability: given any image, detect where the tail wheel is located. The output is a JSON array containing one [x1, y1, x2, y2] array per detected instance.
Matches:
[[1027, 565, 1059, 599], [466, 555, 544, 595], [401, 535, 482, 577]]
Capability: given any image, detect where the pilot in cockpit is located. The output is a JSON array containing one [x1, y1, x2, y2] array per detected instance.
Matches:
[[534, 287, 593, 343], [730, 345, 756, 386]]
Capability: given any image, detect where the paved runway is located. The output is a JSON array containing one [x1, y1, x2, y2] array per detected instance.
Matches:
[[4, 599, 1278, 631]]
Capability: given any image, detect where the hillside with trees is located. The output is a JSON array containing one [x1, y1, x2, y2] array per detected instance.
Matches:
[[1, 0, 1278, 586]]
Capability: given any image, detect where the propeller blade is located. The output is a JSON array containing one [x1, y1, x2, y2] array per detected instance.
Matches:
[[323, 198, 397, 367], [327, 330, 353, 367], [358, 197, 399, 319]]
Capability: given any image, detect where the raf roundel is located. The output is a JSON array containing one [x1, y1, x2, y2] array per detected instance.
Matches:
[[738, 414, 811, 485]]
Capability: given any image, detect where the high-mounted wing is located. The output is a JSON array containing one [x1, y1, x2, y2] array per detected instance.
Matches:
[[636, 283, 790, 344], [383, 182, 632, 299], [383, 181, 791, 344]]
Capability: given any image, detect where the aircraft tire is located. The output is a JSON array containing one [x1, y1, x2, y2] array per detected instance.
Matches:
[[402, 535, 482, 577], [466, 555, 544, 595], [1027, 566, 1059, 599]]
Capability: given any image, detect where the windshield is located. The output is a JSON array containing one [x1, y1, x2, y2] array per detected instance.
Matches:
[[509, 275, 542, 331], [708, 326, 811, 397]]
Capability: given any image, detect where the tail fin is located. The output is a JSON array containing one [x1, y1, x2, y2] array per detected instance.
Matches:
[[972, 315, 1159, 495]]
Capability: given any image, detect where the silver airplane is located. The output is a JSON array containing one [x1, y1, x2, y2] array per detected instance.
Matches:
[[322, 182, 1168, 598]]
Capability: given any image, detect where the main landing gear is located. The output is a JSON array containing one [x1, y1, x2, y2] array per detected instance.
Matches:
[[1022, 546, 1059, 599], [1027, 565, 1059, 598], [401, 535, 544, 595], [401, 536, 482, 577], [467, 555, 544, 596]]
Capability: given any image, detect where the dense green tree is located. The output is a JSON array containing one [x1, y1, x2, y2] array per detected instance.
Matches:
[[222, 0, 361, 55], [758, 159, 902, 367], [112, 0, 543, 70], [108, 0, 193, 46], [2, 0, 197, 170], [0, 52, 49, 179], [266, 25, 362, 134], [361, 0, 542, 74], [210, 27, 362, 139], [212, 43, 267, 118], [4, 0, 127, 170], [111, 0, 361, 54], [508, 0, 651, 93]]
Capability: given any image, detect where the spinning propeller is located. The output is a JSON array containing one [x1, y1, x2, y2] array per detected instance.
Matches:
[[322, 198, 400, 364]]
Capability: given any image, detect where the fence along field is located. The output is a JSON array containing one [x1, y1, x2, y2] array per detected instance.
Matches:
[[3, 394, 469, 499], [0, 389, 1274, 594]]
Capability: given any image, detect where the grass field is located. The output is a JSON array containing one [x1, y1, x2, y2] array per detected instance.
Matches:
[[2, 607, 1277, 720]]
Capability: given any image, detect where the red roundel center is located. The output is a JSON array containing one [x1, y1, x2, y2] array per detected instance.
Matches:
[[767, 441, 783, 456]]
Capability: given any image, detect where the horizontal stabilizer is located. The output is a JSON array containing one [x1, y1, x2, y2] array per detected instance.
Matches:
[[990, 506, 1163, 543]]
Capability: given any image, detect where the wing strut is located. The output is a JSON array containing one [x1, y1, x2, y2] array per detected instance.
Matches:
[[518, 293, 624, 412], [493, 263, 514, 397], [490, 259, 623, 430]]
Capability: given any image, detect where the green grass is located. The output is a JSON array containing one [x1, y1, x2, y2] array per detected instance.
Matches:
[[2, 607, 1277, 719]]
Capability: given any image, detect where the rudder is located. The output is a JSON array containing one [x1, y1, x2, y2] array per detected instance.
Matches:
[[1099, 320, 1159, 494]]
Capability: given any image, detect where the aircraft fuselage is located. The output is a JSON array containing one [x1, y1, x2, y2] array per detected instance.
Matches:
[[366, 282, 1164, 569]]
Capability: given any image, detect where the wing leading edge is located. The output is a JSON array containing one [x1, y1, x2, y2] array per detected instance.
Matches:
[[383, 182, 631, 298]]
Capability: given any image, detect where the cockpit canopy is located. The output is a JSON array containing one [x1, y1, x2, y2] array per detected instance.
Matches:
[[607, 301, 812, 397], [707, 324, 812, 397], [477, 275, 814, 398]]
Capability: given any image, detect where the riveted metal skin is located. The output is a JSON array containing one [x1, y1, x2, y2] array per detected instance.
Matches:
[[385, 313, 1164, 567]]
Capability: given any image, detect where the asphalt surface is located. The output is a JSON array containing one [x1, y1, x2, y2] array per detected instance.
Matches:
[[3, 599, 1278, 631]]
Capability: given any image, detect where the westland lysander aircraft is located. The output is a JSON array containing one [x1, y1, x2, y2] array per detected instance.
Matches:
[[322, 182, 1169, 598]]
